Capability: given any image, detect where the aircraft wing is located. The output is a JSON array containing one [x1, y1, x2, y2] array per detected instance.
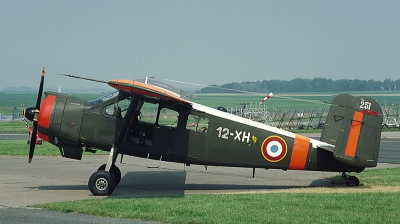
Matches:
[[108, 79, 191, 105]]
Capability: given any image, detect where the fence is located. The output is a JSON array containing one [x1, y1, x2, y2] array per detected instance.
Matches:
[[226, 103, 399, 130]]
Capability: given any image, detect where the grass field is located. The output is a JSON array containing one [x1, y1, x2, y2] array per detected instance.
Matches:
[[1, 91, 400, 133], [0, 93, 103, 114], [0, 120, 28, 133], [191, 91, 400, 110], [32, 167, 400, 223], [2, 91, 400, 115], [0, 140, 108, 156]]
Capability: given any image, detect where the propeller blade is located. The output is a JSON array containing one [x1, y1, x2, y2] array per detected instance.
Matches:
[[29, 122, 38, 163], [28, 66, 45, 163], [35, 66, 45, 109]]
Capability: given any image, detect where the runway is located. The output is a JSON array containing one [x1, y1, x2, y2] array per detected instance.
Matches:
[[0, 133, 27, 140]]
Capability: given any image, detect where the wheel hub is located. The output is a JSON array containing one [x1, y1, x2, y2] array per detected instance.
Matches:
[[95, 177, 108, 191]]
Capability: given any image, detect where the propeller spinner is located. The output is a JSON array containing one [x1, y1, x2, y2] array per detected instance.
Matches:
[[23, 66, 45, 163]]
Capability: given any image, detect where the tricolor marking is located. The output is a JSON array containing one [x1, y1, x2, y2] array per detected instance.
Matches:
[[261, 136, 287, 162]]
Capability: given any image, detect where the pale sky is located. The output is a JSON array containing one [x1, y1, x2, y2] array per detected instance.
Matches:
[[1, 1, 399, 90]]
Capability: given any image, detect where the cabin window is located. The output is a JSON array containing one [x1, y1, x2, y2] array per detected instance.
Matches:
[[139, 101, 158, 124], [158, 108, 179, 128], [187, 115, 209, 133]]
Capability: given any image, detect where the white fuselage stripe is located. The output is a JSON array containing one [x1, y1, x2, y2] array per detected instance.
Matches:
[[190, 102, 334, 149]]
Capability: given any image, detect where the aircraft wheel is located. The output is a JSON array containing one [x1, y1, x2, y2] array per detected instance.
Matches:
[[98, 164, 122, 186], [88, 170, 116, 196], [346, 176, 360, 187]]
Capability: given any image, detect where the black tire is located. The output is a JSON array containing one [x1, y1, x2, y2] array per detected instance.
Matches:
[[98, 164, 122, 186], [346, 176, 360, 187], [88, 170, 116, 196]]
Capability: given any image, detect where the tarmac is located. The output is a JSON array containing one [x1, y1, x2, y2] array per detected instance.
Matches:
[[1, 154, 399, 207], [1, 155, 322, 206]]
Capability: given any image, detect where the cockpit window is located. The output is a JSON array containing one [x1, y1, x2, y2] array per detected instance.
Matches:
[[102, 94, 130, 118], [104, 103, 121, 117]]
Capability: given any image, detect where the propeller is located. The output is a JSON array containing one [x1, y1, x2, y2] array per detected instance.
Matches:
[[25, 66, 45, 163]]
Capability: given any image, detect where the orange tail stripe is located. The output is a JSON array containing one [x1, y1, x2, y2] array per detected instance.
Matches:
[[344, 111, 364, 157], [289, 135, 310, 170]]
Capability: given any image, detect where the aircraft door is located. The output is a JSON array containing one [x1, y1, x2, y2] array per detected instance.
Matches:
[[152, 107, 190, 157], [186, 114, 210, 161]]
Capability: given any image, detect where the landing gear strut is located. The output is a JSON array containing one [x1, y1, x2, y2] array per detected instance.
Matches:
[[98, 164, 122, 185], [342, 173, 360, 187], [88, 95, 139, 196]]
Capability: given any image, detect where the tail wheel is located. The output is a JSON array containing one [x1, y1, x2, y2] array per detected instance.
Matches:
[[88, 170, 116, 196], [98, 164, 122, 186]]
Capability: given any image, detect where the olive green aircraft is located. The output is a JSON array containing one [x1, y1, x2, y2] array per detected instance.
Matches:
[[22, 67, 383, 196]]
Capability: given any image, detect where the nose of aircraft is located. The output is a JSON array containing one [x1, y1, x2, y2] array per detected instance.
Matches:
[[22, 107, 36, 121]]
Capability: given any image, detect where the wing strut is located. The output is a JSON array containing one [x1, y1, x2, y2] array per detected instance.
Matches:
[[105, 95, 140, 172]]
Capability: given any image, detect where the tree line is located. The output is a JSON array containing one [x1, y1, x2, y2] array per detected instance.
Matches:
[[200, 78, 400, 93]]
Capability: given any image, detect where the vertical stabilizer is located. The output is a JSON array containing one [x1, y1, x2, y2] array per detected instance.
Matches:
[[321, 94, 383, 168]]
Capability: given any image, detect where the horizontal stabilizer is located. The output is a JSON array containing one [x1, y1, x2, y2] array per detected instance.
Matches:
[[317, 144, 334, 153]]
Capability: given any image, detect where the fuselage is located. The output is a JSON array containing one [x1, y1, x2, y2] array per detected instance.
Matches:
[[35, 90, 360, 173]]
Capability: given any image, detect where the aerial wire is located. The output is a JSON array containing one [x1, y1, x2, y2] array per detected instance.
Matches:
[[163, 78, 329, 105]]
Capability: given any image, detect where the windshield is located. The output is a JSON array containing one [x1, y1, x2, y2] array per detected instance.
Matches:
[[136, 79, 193, 100], [90, 90, 119, 104]]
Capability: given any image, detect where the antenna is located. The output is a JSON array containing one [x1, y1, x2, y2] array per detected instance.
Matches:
[[132, 30, 159, 79]]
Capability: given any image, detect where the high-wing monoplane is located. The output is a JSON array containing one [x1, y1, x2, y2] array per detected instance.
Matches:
[[22, 67, 383, 195]]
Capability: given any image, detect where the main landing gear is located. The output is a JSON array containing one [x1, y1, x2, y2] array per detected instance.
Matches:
[[88, 164, 121, 196], [88, 95, 140, 196], [88, 144, 121, 196], [342, 173, 360, 187]]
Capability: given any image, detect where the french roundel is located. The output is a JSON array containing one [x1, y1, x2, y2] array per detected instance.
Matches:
[[261, 136, 288, 162]]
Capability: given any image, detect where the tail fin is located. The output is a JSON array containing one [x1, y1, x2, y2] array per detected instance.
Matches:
[[321, 94, 383, 168]]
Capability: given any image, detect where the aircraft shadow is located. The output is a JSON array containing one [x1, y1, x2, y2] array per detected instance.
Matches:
[[109, 171, 345, 198], [34, 170, 360, 198], [35, 185, 88, 191]]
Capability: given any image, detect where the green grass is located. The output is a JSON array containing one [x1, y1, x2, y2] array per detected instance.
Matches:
[[0, 140, 58, 156], [330, 167, 400, 186], [0, 140, 108, 156], [33, 192, 400, 223], [0, 93, 103, 114], [0, 120, 28, 133], [2, 91, 400, 114], [32, 167, 400, 223]]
